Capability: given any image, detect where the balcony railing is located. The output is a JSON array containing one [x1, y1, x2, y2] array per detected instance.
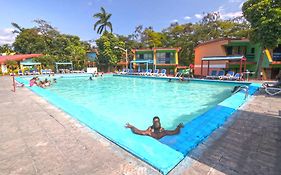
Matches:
[[273, 53, 281, 61], [156, 58, 175, 64]]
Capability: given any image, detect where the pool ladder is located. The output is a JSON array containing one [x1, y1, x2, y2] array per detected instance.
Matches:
[[233, 85, 249, 99]]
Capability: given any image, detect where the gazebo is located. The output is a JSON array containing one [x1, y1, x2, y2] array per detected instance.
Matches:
[[130, 59, 154, 72], [20, 59, 41, 68], [55, 62, 73, 73], [201, 56, 247, 76]]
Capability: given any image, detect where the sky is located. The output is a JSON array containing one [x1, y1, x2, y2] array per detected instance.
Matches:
[[0, 0, 245, 46]]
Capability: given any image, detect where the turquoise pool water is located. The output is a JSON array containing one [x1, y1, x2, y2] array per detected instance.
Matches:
[[48, 76, 234, 130], [17, 75, 258, 174]]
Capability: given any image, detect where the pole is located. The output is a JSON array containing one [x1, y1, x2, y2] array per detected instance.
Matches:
[[244, 60, 246, 72], [207, 61, 210, 76], [125, 49, 128, 70], [239, 59, 242, 74], [12, 75, 16, 92], [201, 60, 203, 77]]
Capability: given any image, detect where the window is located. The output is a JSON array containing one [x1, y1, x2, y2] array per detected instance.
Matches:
[[137, 54, 144, 59], [166, 53, 171, 58], [226, 46, 233, 55], [144, 53, 152, 59], [273, 45, 281, 61], [251, 48, 255, 54]]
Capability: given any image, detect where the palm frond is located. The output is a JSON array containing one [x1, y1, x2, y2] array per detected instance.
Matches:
[[101, 7, 106, 15], [94, 20, 102, 30], [105, 14, 112, 21], [11, 22, 24, 33], [106, 22, 113, 33], [93, 13, 103, 18], [97, 25, 104, 34]]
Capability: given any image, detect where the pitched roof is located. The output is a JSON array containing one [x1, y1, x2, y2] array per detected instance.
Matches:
[[0, 54, 43, 64], [195, 38, 249, 49]]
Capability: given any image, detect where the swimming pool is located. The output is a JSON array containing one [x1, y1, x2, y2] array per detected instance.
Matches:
[[16, 75, 259, 174]]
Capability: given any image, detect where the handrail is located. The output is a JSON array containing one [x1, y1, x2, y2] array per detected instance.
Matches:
[[232, 85, 249, 99]]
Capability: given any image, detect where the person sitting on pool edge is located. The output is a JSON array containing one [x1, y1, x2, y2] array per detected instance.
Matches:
[[125, 116, 184, 139]]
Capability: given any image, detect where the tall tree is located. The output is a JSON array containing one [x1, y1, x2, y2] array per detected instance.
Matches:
[[13, 29, 46, 54], [93, 7, 113, 34], [95, 32, 124, 70], [13, 20, 89, 70], [242, 0, 281, 79]]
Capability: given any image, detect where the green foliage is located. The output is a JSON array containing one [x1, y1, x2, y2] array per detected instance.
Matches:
[[0, 44, 14, 55], [34, 55, 56, 69], [13, 29, 46, 54], [242, 0, 281, 48], [12, 20, 89, 70], [95, 32, 125, 68], [242, 0, 281, 79], [5, 60, 18, 71], [93, 7, 113, 34]]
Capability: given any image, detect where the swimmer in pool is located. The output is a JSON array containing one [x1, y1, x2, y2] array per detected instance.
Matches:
[[125, 116, 183, 139]]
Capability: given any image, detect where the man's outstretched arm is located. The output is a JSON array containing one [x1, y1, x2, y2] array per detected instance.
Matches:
[[125, 123, 150, 135], [164, 123, 184, 136]]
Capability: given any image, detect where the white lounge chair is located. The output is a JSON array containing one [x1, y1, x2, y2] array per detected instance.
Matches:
[[265, 87, 281, 96], [219, 71, 234, 80], [151, 69, 159, 76], [120, 69, 127, 74], [159, 69, 167, 76]]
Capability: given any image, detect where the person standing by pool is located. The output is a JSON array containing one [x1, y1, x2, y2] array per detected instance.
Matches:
[[29, 77, 37, 87], [125, 116, 184, 139]]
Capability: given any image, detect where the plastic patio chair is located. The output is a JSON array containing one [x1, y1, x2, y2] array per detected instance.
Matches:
[[18, 70, 23, 76], [151, 69, 159, 76], [230, 73, 243, 81], [144, 69, 152, 76], [159, 69, 167, 76], [206, 70, 217, 79], [214, 70, 225, 79]]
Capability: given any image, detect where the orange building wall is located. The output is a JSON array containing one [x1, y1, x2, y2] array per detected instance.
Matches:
[[194, 40, 229, 76]]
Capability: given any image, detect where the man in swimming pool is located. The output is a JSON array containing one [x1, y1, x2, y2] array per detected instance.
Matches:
[[125, 116, 184, 139]]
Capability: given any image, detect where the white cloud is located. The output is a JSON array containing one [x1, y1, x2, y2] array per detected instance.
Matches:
[[221, 11, 243, 19], [214, 4, 243, 19], [239, 2, 245, 9], [0, 28, 17, 46], [171, 19, 178, 23], [195, 14, 203, 19], [184, 16, 191, 20]]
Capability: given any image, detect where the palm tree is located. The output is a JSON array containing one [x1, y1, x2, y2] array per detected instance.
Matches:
[[11, 22, 24, 34], [93, 7, 113, 34]]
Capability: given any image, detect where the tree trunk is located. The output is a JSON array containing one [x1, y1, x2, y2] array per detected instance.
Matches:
[[256, 48, 265, 80]]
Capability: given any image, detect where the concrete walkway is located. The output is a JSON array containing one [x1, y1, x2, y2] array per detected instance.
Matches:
[[1, 76, 281, 175], [170, 91, 281, 175], [0, 76, 159, 175]]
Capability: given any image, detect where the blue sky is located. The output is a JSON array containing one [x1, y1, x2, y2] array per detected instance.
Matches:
[[0, 0, 245, 45]]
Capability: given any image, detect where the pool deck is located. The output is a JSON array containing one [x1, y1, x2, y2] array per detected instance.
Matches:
[[1, 76, 281, 175]]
